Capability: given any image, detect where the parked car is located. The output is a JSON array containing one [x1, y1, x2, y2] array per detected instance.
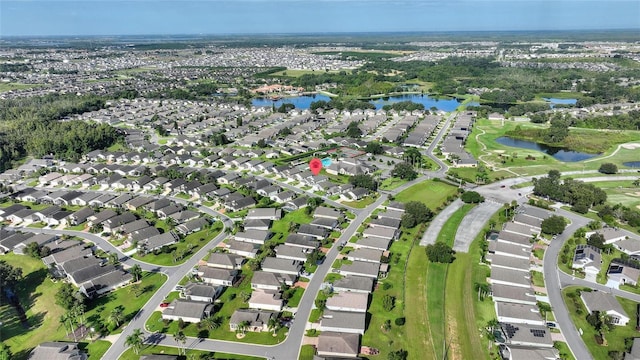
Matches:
[[160, 302, 170, 308]]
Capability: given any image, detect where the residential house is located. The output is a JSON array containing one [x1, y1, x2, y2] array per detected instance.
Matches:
[[581, 291, 630, 325], [28, 342, 87, 360], [495, 302, 545, 326], [317, 332, 360, 359], [332, 275, 374, 294], [234, 230, 271, 245], [248, 289, 283, 312], [607, 262, 640, 287], [320, 310, 366, 335], [161, 299, 214, 323], [339, 261, 380, 279], [206, 252, 244, 270], [261, 257, 303, 276], [251, 271, 296, 291], [326, 292, 369, 313], [226, 240, 259, 259], [181, 282, 222, 303], [197, 266, 239, 286], [229, 309, 276, 332]]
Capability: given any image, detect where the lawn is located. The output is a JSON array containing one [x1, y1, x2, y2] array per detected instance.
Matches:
[[0, 254, 67, 359], [133, 223, 222, 266], [379, 177, 407, 190], [342, 195, 377, 208], [84, 271, 166, 335], [590, 180, 640, 209], [145, 264, 286, 345], [554, 341, 577, 360], [361, 224, 421, 359], [466, 118, 640, 177], [0, 82, 43, 93], [299, 345, 317, 360], [83, 340, 111, 360], [562, 286, 639, 359], [394, 179, 458, 210], [530, 271, 545, 288], [119, 345, 262, 360], [422, 204, 475, 360]]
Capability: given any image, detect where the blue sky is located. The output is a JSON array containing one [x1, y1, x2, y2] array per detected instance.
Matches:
[[1, 0, 639, 36]]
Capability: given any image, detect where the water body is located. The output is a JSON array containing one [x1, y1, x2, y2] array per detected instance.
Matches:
[[624, 161, 640, 168], [543, 97, 577, 108], [252, 93, 479, 111], [496, 136, 599, 162], [252, 94, 332, 109]]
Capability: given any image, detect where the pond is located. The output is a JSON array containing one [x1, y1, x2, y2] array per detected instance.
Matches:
[[252, 94, 332, 108], [624, 161, 640, 168], [495, 136, 599, 162], [252, 93, 480, 111], [543, 97, 577, 108]]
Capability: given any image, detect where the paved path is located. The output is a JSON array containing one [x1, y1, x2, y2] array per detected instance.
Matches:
[[453, 200, 502, 252], [420, 199, 463, 246]]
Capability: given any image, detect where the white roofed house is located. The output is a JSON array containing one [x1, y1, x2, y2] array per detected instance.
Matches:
[[572, 244, 602, 281], [226, 240, 259, 259], [234, 230, 271, 245], [581, 290, 630, 326], [246, 208, 282, 220], [320, 310, 366, 335], [332, 275, 375, 294]]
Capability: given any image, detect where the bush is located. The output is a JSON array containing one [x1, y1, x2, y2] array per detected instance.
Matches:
[[395, 317, 406, 326], [425, 242, 456, 263], [461, 191, 485, 204], [598, 163, 618, 174], [541, 215, 567, 235]]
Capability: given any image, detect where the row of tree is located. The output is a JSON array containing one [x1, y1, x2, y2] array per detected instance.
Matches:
[[532, 170, 607, 213]]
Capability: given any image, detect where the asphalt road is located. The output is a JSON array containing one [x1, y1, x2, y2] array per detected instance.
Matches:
[[543, 209, 592, 360], [420, 199, 463, 246], [452, 200, 502, 252]]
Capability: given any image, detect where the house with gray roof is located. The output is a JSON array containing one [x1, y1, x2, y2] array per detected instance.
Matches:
[[261, 257, 303, 276], [314, 206, 343, 221], [581, 290, 630, 326], [491, 284, 537, 306], [251, 271, 296, 290], [354, 236, 392, 251], [495, 302, 545, 326], [274, 244, 308, 262], [488, 254, 530, 273], [234, 230, 271, 245], [161, 299, 214, 323], [320, 310, 366, 335], [285, 234, 319, 250], [246, 208, 282, 220], [226, 240, 259, 258], [298, 224, 329, 240], [332, 275, 374, 294], [607, 262, 640, 287], [138, 232, 179, 253], [28, 342, 87, 360], [346, 248, 383, 264], [79, 269, 133, 298], [362, 227, 398, 241], [68, 207, 95, 226], [197, 266, 239, 286], [181, 282, 223, 303], [498, 323, 554, 348], [317, 332, 360, 359], [206, 252, 245, 270], [229, 309, 275, 332], [490, 267, 531, 289], [339, 261, 380, 279]]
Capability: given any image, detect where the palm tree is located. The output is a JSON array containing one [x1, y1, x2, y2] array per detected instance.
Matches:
[[201, 315, 222, 331], [126, 328, 144, 355], [130, 264, 142, 282], [107, 306, 125, 328], [634, 178, 640, 187], [267, 317, 279, 336], [107, 252, 119, 265], [236, 320, 250, 335], [173, 330, 187, 355]]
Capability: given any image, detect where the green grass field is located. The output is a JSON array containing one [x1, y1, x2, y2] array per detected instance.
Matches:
[[590, 180, 640, 209], [0, 82, 44, 93], [395, 180, 458, 210], [562, 286, 639, 359], [0, 254, 67, 359], [466, 118, 640, 177], [84, 340, 111, 360]]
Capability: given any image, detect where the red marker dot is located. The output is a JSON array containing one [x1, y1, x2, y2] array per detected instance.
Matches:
[[309, 158, 322, 176]]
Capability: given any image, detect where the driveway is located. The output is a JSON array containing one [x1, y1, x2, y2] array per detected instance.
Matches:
[[453, 201, 503, 252]]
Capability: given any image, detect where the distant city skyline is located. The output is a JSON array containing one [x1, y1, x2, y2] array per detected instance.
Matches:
[[1, 0, 639, 37]]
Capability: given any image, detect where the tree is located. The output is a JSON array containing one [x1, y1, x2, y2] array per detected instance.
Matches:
[[0, 260, 22, 289], [130, 264, 142, 282], [0, 342, 13, 360], [598, 163, 618, 174], [425, 242, 456, 263], [541, 215, 567, 235], [400, 211, 417, 228], [201, 315, 222, 331], [461, 191, 485, 204], [349, 174, 377, 191], [382, 295, 395, 311], [633, 178, 640, 187], [107, 252, 119, 265], [25, 241, 42, 258], [315, 298, 327, 311], [404, 201, 433, 226], [587, 232, 606, 249], [391, 162, 418, 180], [388, 349, 408, 360], [306, 197, 324, 211], [173, 330, 187, 355], [236, 321, 250, 335], [365, 142, 385, 155], [107, 306, 125, 328], [55, 283, 82, 311], [267, 317, 279, 335], [403, 147, 422, 168], [346, 121, 362, 138], [126, 328, 144, 355]]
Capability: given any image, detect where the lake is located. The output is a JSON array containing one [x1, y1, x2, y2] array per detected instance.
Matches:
[[252, 93, 479, 111], [543, 97, 577, 108], [495, 136, 599, 162], [252, 94, 332, 108], [624, 161, 640, 168]]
